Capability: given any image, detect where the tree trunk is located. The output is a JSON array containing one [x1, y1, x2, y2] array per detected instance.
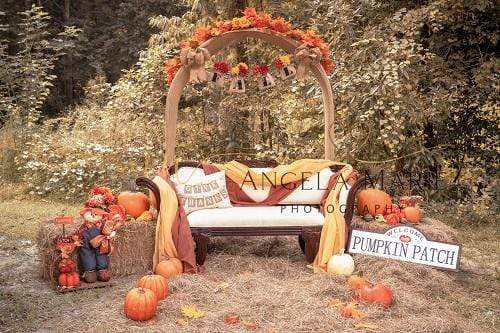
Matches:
[[63, 0, 73, 105]]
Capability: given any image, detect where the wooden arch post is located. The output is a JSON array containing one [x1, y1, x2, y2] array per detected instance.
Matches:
[[164, 28, 335, 165]]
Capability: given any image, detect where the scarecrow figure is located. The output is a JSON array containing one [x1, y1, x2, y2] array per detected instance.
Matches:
[[75, 187, 126, 283]]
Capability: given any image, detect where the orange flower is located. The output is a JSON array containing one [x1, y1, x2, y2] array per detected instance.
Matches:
[[164, 57, 182, 85], [270, 17, 291, 33], [252, 13, 271, 28], [193, 26, 212, 44], [321, 59, 335, 74], [243, 7, 257, 18], [286, 29, 306, 41], [216, 20, 233, 33], [301, 30, 323, 47]]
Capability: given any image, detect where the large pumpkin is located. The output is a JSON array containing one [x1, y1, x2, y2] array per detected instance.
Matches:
[[124, 287, 158, 321], [58, 272, 80, 288], [137, 274, 169, 300], [356, 189, 392, 216], [402, 207, 422, 224], [356, 283, 393, 307], [327, 250, 355, 275], [117, 191, 150, 219], [155, 258, 183, 278]]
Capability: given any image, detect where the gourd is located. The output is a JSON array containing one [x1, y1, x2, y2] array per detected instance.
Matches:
[[117, 191, 150, 218], [402, 207, 422, 224], [327, 250, 355, 275], [124, 287, 158, 321], [136, 274, 169, 300], [155, 258, 183, 278], [356, 189, 392, 216], [58, 272, 80, 288], [356, 283, 393, 307]]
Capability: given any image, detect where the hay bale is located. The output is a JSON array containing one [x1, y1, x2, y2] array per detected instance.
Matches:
[[37, 218, 155, 283], [351, 216, 458, 243]]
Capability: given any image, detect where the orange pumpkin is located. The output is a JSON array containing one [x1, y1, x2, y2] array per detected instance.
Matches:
[[155, 258, 183, 278], [346, 274, 369, 290], [136, 274, 169, 300], [356, 283, 393, 307], [356, 189, 392, 216], [58, 258, 76, 273], [58, 272, 80, 288], [117, 191, 150, 218], [402, 207, 422, 224], [124, 287, 158, 321]]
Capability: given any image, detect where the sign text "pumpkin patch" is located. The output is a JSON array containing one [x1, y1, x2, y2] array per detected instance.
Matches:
[[347, 227, 460, 271]]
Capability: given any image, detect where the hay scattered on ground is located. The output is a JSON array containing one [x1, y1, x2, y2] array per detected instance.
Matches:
[[37, 218, 155, 283], [351, 216, 458, 243], [2, 202, 496, 332]]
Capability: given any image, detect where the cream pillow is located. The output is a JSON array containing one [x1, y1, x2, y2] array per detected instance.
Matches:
[[173, 171, 232, 214]]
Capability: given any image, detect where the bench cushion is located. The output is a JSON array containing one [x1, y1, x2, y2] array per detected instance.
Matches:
[[187, 205, 324, 228]]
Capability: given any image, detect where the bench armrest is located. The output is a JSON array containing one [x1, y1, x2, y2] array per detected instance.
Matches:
[[344, 176, 368, 226], [136, 177, 161, 207]]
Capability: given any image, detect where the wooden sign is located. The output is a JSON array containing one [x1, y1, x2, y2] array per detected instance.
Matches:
[[54, 216, 74, 225], [347, 226, 461, 271]]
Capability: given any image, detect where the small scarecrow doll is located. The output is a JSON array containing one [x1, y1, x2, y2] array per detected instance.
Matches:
[[75, 186, 126, 283]]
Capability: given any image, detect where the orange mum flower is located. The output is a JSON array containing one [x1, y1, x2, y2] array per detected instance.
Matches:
[[286, 29, 306, 41], [270, 17, 291, 33], [193, 26, 212, 44], [252, 13, 271, 28], [164, 57, 182, 85], [216, 20, 233, 34], [321, 59, 335, 75], [243, 7, 257, 18]]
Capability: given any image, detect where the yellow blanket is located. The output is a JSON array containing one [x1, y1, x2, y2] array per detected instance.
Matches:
[[214, 159, 353, 272], [152, 175, 179, 269]]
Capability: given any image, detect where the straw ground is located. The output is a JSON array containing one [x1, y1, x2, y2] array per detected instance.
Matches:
[[0, 199, 498, 332]]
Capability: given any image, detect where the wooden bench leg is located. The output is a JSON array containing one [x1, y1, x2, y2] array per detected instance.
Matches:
[[193, 233, 209, 266], [301, 230, 321, 263]]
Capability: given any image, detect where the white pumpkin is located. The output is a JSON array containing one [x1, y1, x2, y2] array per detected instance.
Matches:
[[327, 250, 355, 275]]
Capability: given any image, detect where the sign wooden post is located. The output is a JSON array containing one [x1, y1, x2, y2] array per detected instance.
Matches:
[[54, 216, 74, 237], [347, 226, 461, 271]]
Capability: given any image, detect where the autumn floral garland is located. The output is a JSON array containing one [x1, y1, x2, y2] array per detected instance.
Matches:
[[164, 7, 335, 85]]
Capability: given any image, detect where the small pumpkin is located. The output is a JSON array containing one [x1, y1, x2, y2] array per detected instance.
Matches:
[[155, 258, 183, 278], [356, 283, 393, 307], [58, 272, 80, 288], [124, 287, 158, 321], [137, 274, 169, 300], [58, 258, 76, 273], [117, 191, 150, 219], [357, 189, 392, 216], [327, 250, 355, 275], [346, 274, 369, 290], [402, 207, 422, 224]]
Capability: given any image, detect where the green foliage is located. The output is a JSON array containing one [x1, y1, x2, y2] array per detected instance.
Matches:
[[0, 0, 497, 205]]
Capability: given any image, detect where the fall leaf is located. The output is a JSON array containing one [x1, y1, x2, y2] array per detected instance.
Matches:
[[339, 302, 366, 319], [224, 314, 240, 325], [243, 320, 259, 330], [181, 305, 205, 319], [175, 318, 188, 326], [354, 322, 380, 330]]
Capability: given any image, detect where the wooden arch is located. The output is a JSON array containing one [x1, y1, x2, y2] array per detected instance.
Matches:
[[165, 28, 335, 165]]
